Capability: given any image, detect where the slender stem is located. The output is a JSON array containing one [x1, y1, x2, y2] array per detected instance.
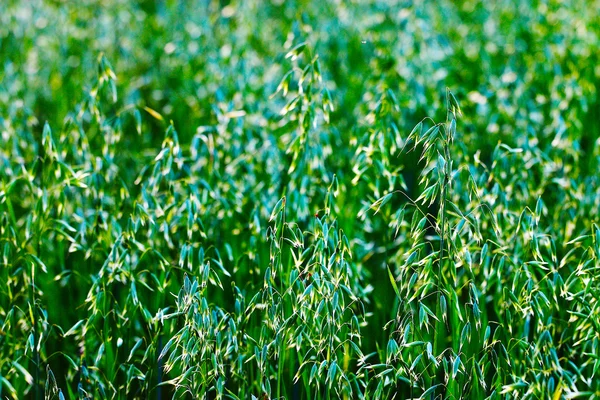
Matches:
[[32, 262, 40, 400], [34, 131, 43, 400], [432, 165, 448, 398], [157, 334, 163, 400], [433, 95, 453, 398], [277, 343, 283, 399]]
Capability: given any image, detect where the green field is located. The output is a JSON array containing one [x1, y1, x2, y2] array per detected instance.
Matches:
[[1, 0, 600, 399]]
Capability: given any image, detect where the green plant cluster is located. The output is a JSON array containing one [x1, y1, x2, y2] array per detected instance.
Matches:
[[1, 0, 599, 399]]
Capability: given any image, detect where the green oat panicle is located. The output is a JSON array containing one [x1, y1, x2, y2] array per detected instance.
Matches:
[[0, 0, 599, 399]]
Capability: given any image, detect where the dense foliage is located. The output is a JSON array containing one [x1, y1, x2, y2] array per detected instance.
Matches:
[[1, 0, 599, 399]]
